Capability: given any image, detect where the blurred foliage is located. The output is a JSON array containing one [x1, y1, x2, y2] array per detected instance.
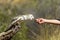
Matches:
[[0, 0, 60, 40]]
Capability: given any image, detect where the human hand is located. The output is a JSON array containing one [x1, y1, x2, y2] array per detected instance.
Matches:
[[35, 18, 46, 24]]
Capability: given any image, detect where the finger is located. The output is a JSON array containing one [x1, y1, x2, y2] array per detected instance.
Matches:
[[35, 19, 39, 22]]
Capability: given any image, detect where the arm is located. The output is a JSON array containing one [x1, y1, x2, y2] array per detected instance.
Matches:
[[36, 18, 60, 25], [44, 19, 60, 24]]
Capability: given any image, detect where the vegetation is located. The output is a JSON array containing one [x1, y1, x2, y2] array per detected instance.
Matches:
[[0, 0, 60, 40]]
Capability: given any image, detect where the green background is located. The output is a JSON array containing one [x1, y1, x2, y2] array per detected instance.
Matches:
[[0, 0, 60, 40]]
